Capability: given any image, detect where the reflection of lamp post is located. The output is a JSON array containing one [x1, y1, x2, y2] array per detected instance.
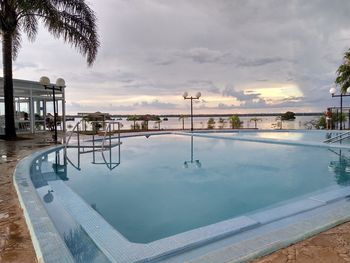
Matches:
[[329, 86, 350, 130], [183, 91, 201, 132], [183, 136, 201, 168], [43, 190, 54, 203], [39, 77, 65, 143], [328, 149, 350, 185]]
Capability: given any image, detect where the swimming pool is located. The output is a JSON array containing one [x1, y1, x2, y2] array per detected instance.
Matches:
[[19, 132, 350, 262], [200, 130, 348, 143]]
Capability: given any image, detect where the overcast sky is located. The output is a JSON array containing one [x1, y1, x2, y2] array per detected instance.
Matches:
[[5, 0, 350, 114]]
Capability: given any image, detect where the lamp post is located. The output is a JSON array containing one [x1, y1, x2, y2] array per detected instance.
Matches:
[[329, 87, 350, 130], [183, 91, 201, 132], [183, 135, 201, 168], [39, 76, 65, 143]]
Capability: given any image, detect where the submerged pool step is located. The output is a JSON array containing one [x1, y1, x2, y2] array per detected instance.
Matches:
[[48, 179, 350, 263], [48, 180, 260, 263], [249, 199, 326, 224], [188, 199, 350, 263]]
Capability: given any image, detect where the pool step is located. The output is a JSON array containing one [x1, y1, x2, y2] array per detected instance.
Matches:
[[48, 180, 260, 263]]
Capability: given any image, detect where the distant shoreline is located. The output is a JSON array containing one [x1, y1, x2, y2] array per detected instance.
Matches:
[[67, 112, 323, 118]]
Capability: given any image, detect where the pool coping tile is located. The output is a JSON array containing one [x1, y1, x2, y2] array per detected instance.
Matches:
[[13, 146, 75, 263]]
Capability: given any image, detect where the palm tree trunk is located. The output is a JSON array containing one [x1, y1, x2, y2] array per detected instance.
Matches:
[[2, 32, 16, 139]]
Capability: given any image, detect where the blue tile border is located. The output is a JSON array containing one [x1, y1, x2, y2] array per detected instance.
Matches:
[[13, 146, 75, 263]]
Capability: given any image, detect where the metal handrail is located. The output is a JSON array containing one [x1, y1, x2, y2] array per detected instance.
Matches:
[[328, 133, 350, 144], [101, 121, 121, 170], [65, 119, 82, 149], [324, 131, 350, 143], [101, 121, 121, 151]]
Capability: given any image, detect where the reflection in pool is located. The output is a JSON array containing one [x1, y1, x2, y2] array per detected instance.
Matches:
[[328, 149, 350, 186]]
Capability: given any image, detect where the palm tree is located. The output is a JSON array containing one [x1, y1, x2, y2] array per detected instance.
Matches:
[[228, 115, 241, 129], [218, 117, 226, 129], [178, 115, 187, 130], [1, 0, 99, 139], [127, 115, 139, 130], [249, 117, 262, 129], [276, 115, 283, 129], [336, 50, 350, 94], [207, 117, 215, 129], [154, 120, 162, 130]]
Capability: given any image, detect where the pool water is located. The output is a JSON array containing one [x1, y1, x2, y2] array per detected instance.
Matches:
[[212, 130, 350, 143], [31, 134, 350, 245]]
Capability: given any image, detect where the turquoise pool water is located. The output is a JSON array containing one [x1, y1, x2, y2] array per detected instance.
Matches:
[[219, 130, 346, 142], [30, 134, 350, 247]]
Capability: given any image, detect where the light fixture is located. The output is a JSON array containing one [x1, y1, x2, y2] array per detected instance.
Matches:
[[195, 160, 202, 168], [329, 86, 350, 130], [182, 91, 202, 131], [183, 161, 188, 168], [43, 190, 54, 203], [329, 87, 336, 95], [56, 78, 66, 87], [39, 76, 66, 143], [39, 76, 50, 86]]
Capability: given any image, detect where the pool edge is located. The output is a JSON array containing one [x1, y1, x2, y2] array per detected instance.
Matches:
[[13, 145, 75, 263]]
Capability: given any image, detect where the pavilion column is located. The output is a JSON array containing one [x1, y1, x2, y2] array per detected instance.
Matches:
[[43, 99, 47, 131], [29, 89, 35, 133], [62, 87, 66, 142]]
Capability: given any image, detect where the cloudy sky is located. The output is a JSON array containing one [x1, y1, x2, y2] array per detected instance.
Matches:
[[5, 0, 350, 114]]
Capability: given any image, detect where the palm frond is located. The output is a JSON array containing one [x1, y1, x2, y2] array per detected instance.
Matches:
[[11, 28, 21, 59], [15, 0, 99, 65], [35, 0, 99, 65], [335, 49, 350, 93]]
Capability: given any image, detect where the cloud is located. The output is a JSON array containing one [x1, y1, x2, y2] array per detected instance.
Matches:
[[67, 99, 178, 114], [137, 100, 178, 109], [236, 57, 287, 67], [187, 80, 221, 94], [222, 85, 261, 101], [9, 0, 350, 114], [182, 47, 226, 64]]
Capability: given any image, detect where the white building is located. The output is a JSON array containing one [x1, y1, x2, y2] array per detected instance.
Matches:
[[0, 77, 66, 135]]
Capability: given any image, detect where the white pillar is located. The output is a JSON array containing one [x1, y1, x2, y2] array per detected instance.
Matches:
[[62, 86, 66, 143], [29, 90, 35, 133], [43, 99, 47, 131]]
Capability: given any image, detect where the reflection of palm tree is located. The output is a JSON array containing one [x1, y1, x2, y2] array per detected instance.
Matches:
[[250, 117, 262, 129], [178, 115, 187, 130], [1, 1, 99, 139], [127, 115, 138, 130], [155, 120, 162, 130], [218, 118, 226, 129], [275, 116, 283, 129]]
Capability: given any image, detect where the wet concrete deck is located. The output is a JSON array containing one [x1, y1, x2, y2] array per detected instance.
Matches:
[[0, 133, 55, 263]]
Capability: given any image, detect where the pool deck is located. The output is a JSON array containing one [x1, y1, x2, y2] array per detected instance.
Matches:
[[3, 130, 350, 262]]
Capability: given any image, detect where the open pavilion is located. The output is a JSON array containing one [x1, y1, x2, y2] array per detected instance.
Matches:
[[0, 77, 66, 135]]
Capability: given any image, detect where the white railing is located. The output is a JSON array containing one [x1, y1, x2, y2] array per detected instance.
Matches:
[[324, 131, 350, 143], [65, 120, 122, 170]]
